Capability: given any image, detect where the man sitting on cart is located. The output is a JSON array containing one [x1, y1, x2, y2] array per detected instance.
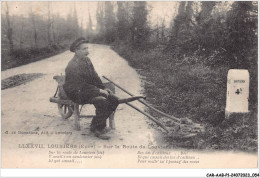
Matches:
[[63, 37, 119, 138]]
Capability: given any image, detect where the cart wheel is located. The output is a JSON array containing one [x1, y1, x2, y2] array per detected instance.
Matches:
[[57, 104, 74, 119]]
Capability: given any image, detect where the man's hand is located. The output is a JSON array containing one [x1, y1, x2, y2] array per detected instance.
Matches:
[[99, 89, 109, 97], [105, 88, 113, 95]]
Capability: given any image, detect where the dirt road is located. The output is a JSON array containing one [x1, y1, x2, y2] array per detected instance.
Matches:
[[2, 44, 163, 168]]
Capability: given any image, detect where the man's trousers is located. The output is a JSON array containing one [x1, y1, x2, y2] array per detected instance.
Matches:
[[90, 94, 119, 131]]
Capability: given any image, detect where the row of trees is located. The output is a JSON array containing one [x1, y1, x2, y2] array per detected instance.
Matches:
[[94, 2, 150, 48], [2, 1, 258, 68], [2, 2, 151, 52], [92, 1, 257, 69], [2, 2, 83, 53], [1, 2, 89, 70]]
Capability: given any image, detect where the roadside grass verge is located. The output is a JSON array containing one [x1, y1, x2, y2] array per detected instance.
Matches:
[[2, 73, 44, 90], [112, 43, 257, 152]]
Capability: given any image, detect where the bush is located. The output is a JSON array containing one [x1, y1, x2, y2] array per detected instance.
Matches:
[[2, 44, 69, 71], [113, 43, 257, 152]]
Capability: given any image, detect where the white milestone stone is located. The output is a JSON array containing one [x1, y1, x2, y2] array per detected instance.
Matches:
[[225, 69, 249, 114]]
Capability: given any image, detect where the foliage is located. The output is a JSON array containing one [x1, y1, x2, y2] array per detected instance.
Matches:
[[167, 1, 257, 69], [113, 44, 257, 152], [86, 12, 93, 40], [130, 2, 151, 49], [1, 2, 83, 70], [95, 2, 151, 49], [114, 1, 258, 152], [117, 2, 130, 41], [1, 44, 66, 71], [224, 1, 257, 68], [111, 1, 257, 152], [104, 2, 117, 43], [96, 2, 105, 37]]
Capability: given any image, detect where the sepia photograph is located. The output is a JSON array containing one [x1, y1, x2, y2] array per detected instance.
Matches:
[[1, 1, 258, 177]]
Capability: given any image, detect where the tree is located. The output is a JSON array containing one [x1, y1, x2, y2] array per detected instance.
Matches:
[[51, 13, 56, 43], [47, 2, 52, 45], [156, 15, 159, 43], [53, 13, 68, 44], [171, 1, 186, 38], [168, 2, 195, 54], [116, 2, 130, 41], [5, 2, 14, 52], [160, 16, 166, 43], [196, 2, 216, 25], [19, 16, 24, 49], [72, 3, 79, 39], [186, 2, 193, 22], [104, 2, 116, 43], [192, 2, 219, 54], [130, 1, 150, 48], [65, 4, 79, 41], [96, 2, 105, 36], [224, 1, 257, 67], [80, 18, 83, 37], [86, 10, 93, 39], [168, 2, 186, 49], [30, 8, 38, 48]]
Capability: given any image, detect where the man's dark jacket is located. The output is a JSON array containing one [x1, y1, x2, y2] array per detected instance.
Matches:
[[63, 55, 105, 104]]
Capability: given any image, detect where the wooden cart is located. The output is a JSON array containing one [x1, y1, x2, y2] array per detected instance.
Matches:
[[49, 75, 116, 131]]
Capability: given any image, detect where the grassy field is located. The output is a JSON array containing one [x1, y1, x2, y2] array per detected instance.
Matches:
[[112, 43, 257, 152]]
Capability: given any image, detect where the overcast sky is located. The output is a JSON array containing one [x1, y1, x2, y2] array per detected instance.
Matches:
[[2, 1, 179, 29]]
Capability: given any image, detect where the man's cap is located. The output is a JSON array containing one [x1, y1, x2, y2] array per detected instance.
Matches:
[[70, 37, 89, 52]]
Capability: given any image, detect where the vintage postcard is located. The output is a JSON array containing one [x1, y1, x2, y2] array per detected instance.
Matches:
[[1, 1, 258, 175]]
